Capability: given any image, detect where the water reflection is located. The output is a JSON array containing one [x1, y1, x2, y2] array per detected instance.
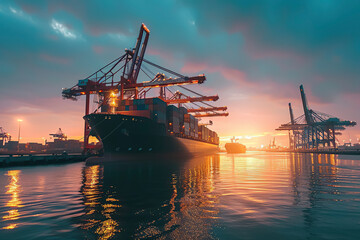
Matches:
[[289, 153, 341, 238], [79, 155, 220, 239], [78, 153, 359, 239], [2, 170, 22, 230], [290, 153, 338, 203], [1, 152, 359, 239]]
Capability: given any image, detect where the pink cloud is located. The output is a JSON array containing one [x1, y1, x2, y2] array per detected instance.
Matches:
[[146, 48, 174, 64], [181, 61, 249, 85], [180, 61, 302, 103], [243, 36, 307, 64], [228, 22, 308, 64], [92, 45, 105, 54], [249, 49, 306, 63], [40, 53, 70, 65]]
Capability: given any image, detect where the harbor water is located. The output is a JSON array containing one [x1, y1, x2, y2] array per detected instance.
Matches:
[[1, 152, 360, 239]]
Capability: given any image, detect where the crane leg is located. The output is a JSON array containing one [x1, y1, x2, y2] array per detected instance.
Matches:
[[84, 92, 90, 153]]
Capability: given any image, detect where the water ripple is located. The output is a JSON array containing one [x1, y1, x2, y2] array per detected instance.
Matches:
[[1, 153, 360, 239]]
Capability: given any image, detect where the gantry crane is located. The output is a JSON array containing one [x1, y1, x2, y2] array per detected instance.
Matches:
[[276, 85, 356, 150], [62, 23, 228, 151], [0, 127, 11, 147], [49, 128, 67, 141]]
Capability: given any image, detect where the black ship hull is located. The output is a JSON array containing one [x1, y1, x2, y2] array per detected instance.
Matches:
[[85, 113, 218, 157]]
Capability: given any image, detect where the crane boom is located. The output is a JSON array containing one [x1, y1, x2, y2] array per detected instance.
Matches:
[[130, 75, 205, 88], [300, 85, 312, 124], [193, 113, 229, 117], [289, 103, 295, 125], [128, 23, 150, 84], [187, 106, 227, 112], [62, 76, 206, 100], [165, 95, 219, 104]]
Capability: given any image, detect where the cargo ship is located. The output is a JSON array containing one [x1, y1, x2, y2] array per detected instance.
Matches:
[[225, 137, 246, 153], [62, 24, 228, 156], [85, 98, 220, 156], [225, 143, 246, 153]]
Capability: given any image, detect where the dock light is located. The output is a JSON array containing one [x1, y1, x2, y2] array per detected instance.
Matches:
[[17, 119, 23, 146]]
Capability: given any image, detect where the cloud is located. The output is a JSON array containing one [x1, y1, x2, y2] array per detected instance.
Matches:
[[50, 18, 77, 39], [40, 53, 71, 64], [182, 61, 248, 85], [0, 0, 359, 144]]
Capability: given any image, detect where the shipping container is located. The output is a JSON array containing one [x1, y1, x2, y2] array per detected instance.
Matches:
[[201, 126, 205, 141], [168, 119, 180, 133], [184, 122, 190, 136], [133, 99, 145, 105], [116, 110, 151, 118], [179, 107, 188, 125], [198, 125, 203, 140], [167, 105, 180, 134], [204, 127, 209, 142], [167, 105, 180, 119], [152, 110, 166, 124], [136, 104, 148, 110], [190, 114, 195, 129], [184, 114, 190, 123], [195, 119, 199, 139], [101, 105, 109, 113]]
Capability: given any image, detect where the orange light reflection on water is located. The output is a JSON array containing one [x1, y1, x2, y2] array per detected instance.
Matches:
[[2, 170, 22, 230], [82, 165, 121, 240]]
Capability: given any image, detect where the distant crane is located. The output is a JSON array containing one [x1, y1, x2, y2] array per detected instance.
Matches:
[[269, 137, 276, 149], [0, 127, 11, 147], [49, 128, 67, 141], [276, 85, 356, 150], [62, 23, 228, 152]]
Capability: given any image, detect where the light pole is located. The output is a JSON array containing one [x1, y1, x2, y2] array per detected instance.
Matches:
[[17, 119, 23, 143]]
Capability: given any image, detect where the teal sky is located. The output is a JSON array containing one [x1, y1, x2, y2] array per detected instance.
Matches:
[[0, 0, 359, 146]]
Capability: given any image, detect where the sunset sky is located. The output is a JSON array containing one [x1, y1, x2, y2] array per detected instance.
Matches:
[[1, 0, 359, 147]]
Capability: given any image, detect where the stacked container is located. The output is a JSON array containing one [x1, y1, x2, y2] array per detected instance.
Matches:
[[114, 97, 167, 124], [151, 98, 167, 124], [184, 114, 190, 137], [198, 125, 203, 140], [201, 126, 209, 142], [102, 96, 219, 145], [189, 115, 195, 138], [166, 105, 180, 134], [179, 107, 188, 136], [194, 118, 199, 139], [209, 130, 214, 143]]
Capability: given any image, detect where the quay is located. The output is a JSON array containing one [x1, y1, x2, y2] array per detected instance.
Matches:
[[265, 149, 360, 155], [0, 152, 87, 167]]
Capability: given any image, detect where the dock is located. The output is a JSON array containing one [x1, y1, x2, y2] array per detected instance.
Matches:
[[0, 153, 87, 167], [265, 149, 360, 155]]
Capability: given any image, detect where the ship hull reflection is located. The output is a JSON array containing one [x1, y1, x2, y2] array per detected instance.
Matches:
[[80, 154, 220, 239]]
